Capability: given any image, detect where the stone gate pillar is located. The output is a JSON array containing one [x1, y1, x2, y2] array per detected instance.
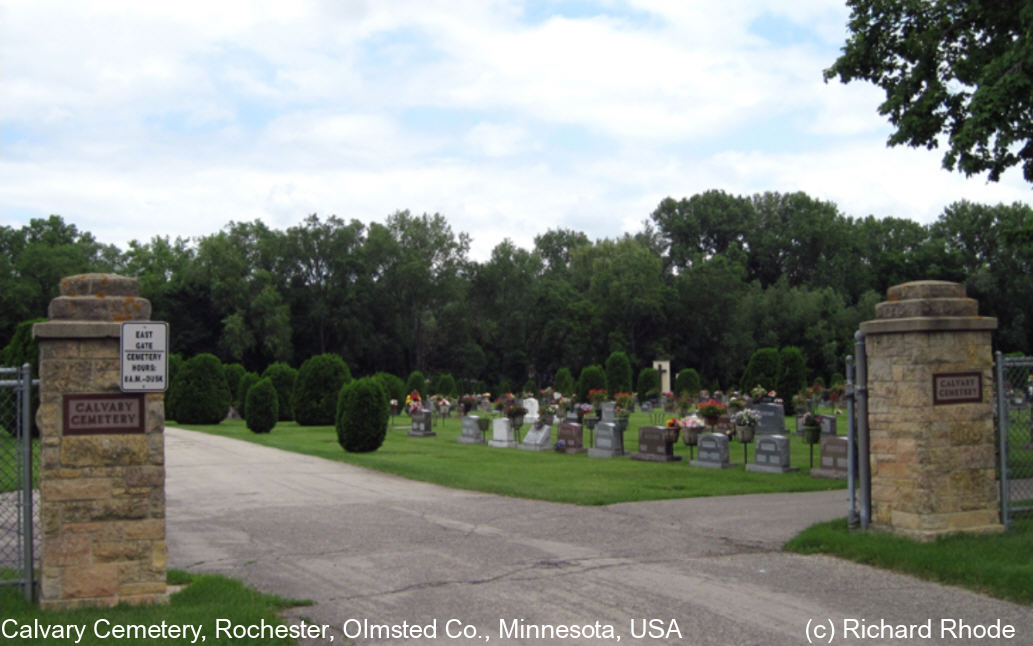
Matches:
[[32, 274, 167, 609], [860, 280, 1001, 540]]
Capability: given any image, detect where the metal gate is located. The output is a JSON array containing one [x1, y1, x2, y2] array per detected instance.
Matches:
[[996, 353, 1033, 528], [0, 364, 37, 601]]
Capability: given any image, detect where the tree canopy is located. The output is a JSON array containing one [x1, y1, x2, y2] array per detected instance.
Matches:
[[825, 0, 1033, 182]]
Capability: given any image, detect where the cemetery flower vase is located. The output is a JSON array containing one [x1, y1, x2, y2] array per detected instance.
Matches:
[[804, 424, 821, 444], [681, 427, 698, 446], [735, 423, 754, 444], [476, 417, 490, 432]]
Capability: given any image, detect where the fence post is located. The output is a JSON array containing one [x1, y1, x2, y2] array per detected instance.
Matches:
[[19, 363, 34, 601], [996, 352, 1010, 530]]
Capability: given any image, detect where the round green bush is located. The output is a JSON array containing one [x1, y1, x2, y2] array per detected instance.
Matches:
[[605, 351, 632, 397], [674, 368, 701, 396], [293, 353, 352, 426], [637, 367, 659, 402], [165, 353, 184, 421], [262, 362, 298, 421], [336, 376, 389, 453], [777, 346, 808, 415], [236, 371, 259, 419], [167, 353, 231, 425], [245, 377, 278, 434], [1, 317, 44, 437], [405, 370, 426, 397], [741, 347, 781, 393], [576, 364, 607, 402], [553, 367, 574, 396], [374, 371, 406, 404], [521, 378, 537, 395], [436, 373, 457, 398]]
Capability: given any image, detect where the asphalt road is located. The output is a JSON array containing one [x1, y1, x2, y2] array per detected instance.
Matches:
[[166, 427, 1033, 645]]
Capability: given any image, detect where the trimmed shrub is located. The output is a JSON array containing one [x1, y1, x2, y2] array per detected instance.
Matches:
[[223, 363, 246, 410], [167, 353, 231, 425], [605, 351, 632, 398], [436, 373, 457, 398], [777, 346, 808, 415], [165, 353, 184, 420], [521, 378, 537, 395], [405, 370, 426, 397], [553, 367, 574, 396], [576, 364, 607, 403], [374, 371, 406, 405], [262, 362, 298, 421], [741, 347, 781, 393], [293, 353, 352, 426], [236, 371, 259, 419], [245, 377, 278, 433], [637, 367, 659, 402], [674, 368, 701, 396], [336, 376, 389, 453]]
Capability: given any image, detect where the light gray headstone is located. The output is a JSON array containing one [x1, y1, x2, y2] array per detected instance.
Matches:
[[488, 417, 517, 448], [690, 432, 737, 469], [754, 403, 785, 434], [458, 415, 484, 444], [600, 401, 617, 424], [520, 420, 553, 451], [811, 435, 849, 479], [523, 397, 540, 424], [820, 415, 837, 435], [745, 434, 798, 473], [589, 421, 624, 458], [408, 409, 436, 437]]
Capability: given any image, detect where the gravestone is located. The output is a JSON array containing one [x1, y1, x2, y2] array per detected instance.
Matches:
[[631, 426, 680, 462], [458, 415, 485, 444], [488, 417, 517, 448], [810, 435, 849, 479], [520, 420, 553, 451], [746, 435, 798, 473], [408, 409, 436, 437], [588, 421, 624, 458], [641, 401, 653, 413], [690, 433, 737, 469], [523, 397, 540, 425], [600, 401, 616, 423], [556, 421, 586, 454], [754, 403, 786, 434], [820, 414, 837, 435]]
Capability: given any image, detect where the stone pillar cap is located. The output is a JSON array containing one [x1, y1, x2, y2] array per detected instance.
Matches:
[[60, 273, 140, 297], [47, 273, 151, 322], [886, 280, 965, 301]]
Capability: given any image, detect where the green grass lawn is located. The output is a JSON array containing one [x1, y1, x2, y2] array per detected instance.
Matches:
[[0, 433, 38, 493], [785, 516, 1033, 605], [0, 570, 311, 645], [172, 408, 847, 505]]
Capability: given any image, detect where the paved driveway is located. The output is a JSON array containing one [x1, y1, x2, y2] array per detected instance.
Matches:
[[166, 427, 1032, 645]]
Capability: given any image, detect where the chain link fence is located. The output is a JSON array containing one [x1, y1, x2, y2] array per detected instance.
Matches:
[[997, 355, 1033, 527], [0, 364, 38, 600]]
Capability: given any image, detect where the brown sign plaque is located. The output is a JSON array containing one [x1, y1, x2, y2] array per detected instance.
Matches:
[[63, 393, 145, 435], [932, 372, 983, 405]]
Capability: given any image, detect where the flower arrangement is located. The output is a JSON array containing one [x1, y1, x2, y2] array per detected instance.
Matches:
[[676, 394, 693, 416], [615, 406, 630, 419], [587, 388, 608, 409], [405, 390, 422, 414], [732, 408, 761, 427], [681, 415, 706, 430], [697, 399, 727, 419], [750, 385, 767, 400], [505, 401, 527, 419], [614, 392, 635, 412], [541, 402, 558, 417], [575, 402, 593, 420], [801, 411, 821, 428], [665, 417, 681, 429]]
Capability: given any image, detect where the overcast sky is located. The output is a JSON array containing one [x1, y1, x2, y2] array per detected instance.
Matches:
[[2, 0, 1030, 261]]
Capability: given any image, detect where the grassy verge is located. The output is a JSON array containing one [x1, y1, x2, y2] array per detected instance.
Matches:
[[784, 516, 1033, 605], [172, 409, 846, 505], [0, 434, 39, 492], [0, 570, 311, 645]]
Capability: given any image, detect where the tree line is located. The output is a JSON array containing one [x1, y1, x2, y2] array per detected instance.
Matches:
[[2, 190, 1032, 392]]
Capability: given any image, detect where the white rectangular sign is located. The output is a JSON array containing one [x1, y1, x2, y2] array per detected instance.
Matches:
[[120, 322, 169, 392]]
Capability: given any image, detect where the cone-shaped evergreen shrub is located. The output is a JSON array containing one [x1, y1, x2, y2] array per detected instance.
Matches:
[[405, 370, 426, 397], [374, 371, 406, 404], [245, 377, 278, 433], [605, 351, 632, 397], [576, 364, 606, 402], [236, 371, 259, 419], [167, 353, 231, 424], [778, 346, 808, 415], [262, 362, 297, 421], [336, 376, 388, 453], [637, 367, 659, 402], [554, 367, 574, 396], [741, 347, 781, 393], [436, 373, 457, 397], [293, 353, 351, 426], [674, 368, 701, 396]]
